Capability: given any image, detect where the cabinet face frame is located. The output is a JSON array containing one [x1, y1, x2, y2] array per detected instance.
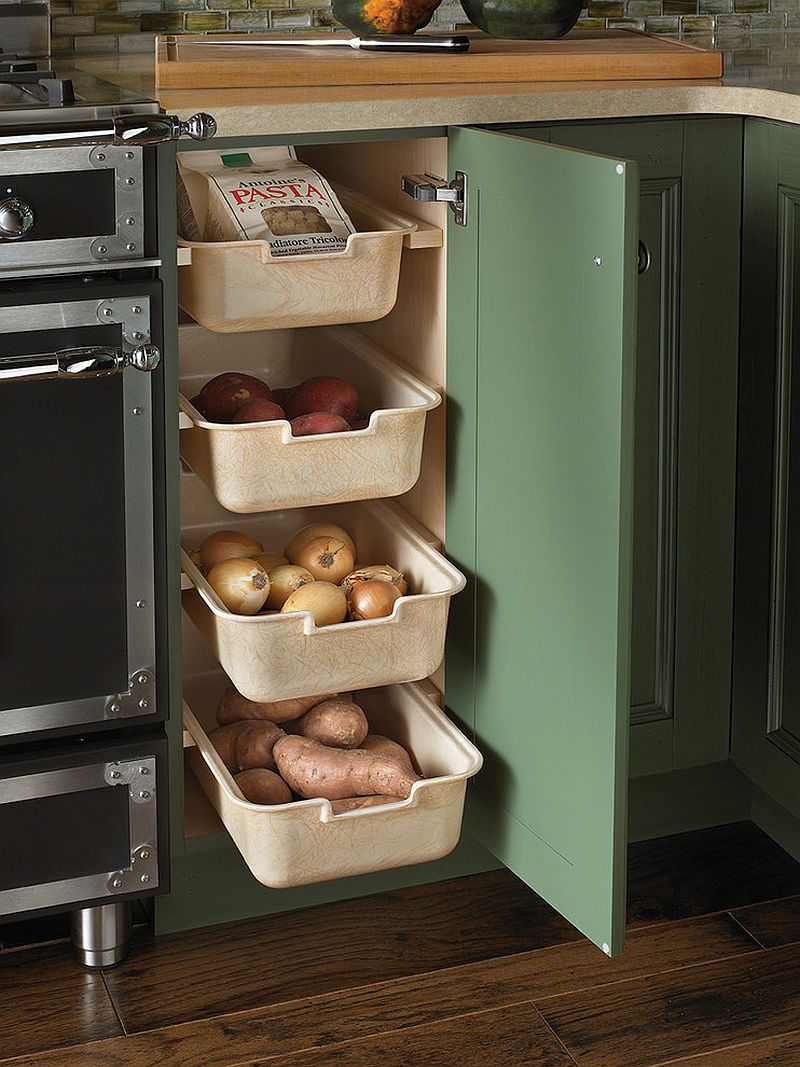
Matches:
[[445, 124, 638, 956]]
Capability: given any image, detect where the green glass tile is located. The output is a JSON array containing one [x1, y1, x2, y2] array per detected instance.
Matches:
[[663, 0, 696, 14], [680, 14, 714, 28], [95, 12, 140, 30], [163, 0, 203, 10], [272, 9, 313, 25], [119, 0, 160, 11], [228, 11, 270, 26], [184, 10, 227, 26], [206, 0, 248, 9], [733, 0, 767, 12], [714, 13, 751, 29], [644, 14, 679, 28], [608, 16, 645, 25], [50, 33, 74, 50], [72, 0, 116, 12], [750, 13, 787, 27], [699, 0, 732, 13], [73, 32, 118, 48], [625, 2, 662, 18], [140, 11, 184, 28], [576, 16, 609, 26], [51, 14, 97, 32], [587, 1, 624, 16]]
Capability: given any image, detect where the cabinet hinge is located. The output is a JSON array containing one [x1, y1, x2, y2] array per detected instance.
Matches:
[[401, 171, 468, 227]]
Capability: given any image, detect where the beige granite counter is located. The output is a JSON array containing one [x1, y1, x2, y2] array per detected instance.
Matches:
[[74, 33, 800, 137]]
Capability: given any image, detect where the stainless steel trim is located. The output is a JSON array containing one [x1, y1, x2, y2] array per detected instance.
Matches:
[[0, 297, 157, 738], [0, 144, 145, 273], [0, 757, 159, 914], [71, 903, 132, 969], [0, 112, 216, 152]]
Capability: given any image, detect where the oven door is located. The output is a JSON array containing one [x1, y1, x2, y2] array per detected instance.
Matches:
[[0, 278, 164, 741], [0, 143, 152, 276]]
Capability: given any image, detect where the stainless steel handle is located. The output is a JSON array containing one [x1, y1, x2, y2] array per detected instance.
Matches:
[[0, 344, 161, 382], [0, 112, 217, 151], [358, 34, 470, 52]]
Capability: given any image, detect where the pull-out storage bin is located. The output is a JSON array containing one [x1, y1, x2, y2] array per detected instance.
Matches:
[[178, 189, 424, 333], [180, 485, 465, 703], [179, 324, 440, 513], [183, 676, 482, 888]]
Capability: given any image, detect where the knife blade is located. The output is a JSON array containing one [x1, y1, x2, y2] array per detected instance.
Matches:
[[206, 34, 471, 53]]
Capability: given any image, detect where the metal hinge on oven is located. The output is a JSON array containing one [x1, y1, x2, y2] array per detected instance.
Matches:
[[401, 171, 468, 227]]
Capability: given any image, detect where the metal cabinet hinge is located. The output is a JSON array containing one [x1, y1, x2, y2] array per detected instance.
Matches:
[[401, 171, 468, 227], [105, 669, 156, 720]]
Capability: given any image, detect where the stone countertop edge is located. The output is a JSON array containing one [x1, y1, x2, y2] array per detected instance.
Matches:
[[71, 51, 800, 138]]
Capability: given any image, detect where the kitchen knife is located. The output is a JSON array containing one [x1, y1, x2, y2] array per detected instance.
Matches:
[[208, 34, 471, 53]]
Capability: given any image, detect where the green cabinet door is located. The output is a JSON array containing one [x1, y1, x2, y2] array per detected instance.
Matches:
[[446, 126, 638, 956]]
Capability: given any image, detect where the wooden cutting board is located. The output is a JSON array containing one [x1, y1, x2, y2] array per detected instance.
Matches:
[[155, 29, 722, 90]]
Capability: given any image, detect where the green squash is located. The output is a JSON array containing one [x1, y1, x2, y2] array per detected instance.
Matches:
[[462, 0, 582, 38], [332, 0, 441, 34]]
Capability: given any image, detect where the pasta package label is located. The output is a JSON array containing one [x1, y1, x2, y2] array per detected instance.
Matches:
[[178, 147, 355, 257]]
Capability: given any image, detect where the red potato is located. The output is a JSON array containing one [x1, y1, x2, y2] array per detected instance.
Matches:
[[273, 735, 421, 801], [360, 734, 415, 774], [234, 768, 292, 806], [199, 372, 272, 423], [330, 795, 397, 814], [189, 395, 207, 417], [208, 720, 284, 772], [294, 698, 369, 749], [349, 413, 370, 431], [216, 685, 337, 726], [271, 386, 295, 408], [287, 376, 358, 422], [290, 412, 351, 437], [232, 399, 286, 424]]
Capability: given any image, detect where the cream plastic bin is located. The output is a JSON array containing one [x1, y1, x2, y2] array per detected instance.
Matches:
[[183, 675, 483, 888], [179, 324, 441, 513], [178, 189, 419, 333], [180, 485, 466, 703]]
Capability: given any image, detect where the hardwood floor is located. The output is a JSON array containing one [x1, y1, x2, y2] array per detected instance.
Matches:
[[2, 821, 800, 1067]]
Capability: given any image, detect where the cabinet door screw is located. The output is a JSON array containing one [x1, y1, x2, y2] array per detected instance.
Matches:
[[593, 256, 603, 266]]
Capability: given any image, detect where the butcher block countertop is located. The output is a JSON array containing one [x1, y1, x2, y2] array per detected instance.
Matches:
[[74, 31, 800, 136]]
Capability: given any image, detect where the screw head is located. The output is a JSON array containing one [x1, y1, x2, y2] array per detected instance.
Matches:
[[125, 177, 135, 186], [126, 216, 136, 226], [136, 599, 146, 608], [615, 164, 624, 175], [96, 152, 106, 162], [137, 672, 148, 685], [102, 306, 113, 317], [112, 877, 123, 889], [110, 703, 122, 714], [109, 769, 121, 779], [593, 256, 603, 267], [140, 874, 150, 884], [140, 849, 151, 860], [125, 151, 134, 159], [602, 942, 611, 955], [138, 765, 150, 775], [126, 243, 136, 252], [133, 406, 144, 416], [139, 790, 150, 800], [131, 331, 143, 340], [138, 698, 148, 709], [97, 244, 107, 254], [132, 306, 142, 315]]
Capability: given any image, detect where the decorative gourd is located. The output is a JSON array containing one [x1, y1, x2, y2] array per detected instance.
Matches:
[[333, 0, 442, 34], [462, 0, 581, 38]]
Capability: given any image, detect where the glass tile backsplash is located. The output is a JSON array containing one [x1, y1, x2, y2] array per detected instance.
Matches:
[[49, 0, 800, 55]]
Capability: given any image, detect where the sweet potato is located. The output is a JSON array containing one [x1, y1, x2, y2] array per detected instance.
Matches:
[[234, 768, 292, 806], [216, 685, 336, 726], [360, 734, 415, 773], [330, 795, 397, 814], [295, 698, 369, 749], [208, 720, 284, 772], [273, 735, 421, 801]]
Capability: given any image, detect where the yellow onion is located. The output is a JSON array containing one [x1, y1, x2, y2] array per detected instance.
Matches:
[[284, 523, 356, 564], [266, 564, 315, 610], [254, 551, 288, 572], [295, 536, 355, 584], [341, 564, 408, 597], [200, 529, 263, 571], [188, 545, 204, 570], [207, 557, 269, 614], [348, 579, 400, 621], [281, 581, 347, 626]]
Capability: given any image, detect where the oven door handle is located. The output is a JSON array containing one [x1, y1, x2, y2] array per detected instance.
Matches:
[[0, 113, 217, 151], [0, 344, 161, 382]]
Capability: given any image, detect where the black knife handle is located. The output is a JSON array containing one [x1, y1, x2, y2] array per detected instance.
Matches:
[[358, 34, 470, 52]]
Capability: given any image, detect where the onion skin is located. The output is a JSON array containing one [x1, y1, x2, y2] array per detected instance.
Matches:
[[253, 551, 288, 572], [207, 557, 270, 615], [342, 564, 408, 597], [281, 581, 347, 626], [200, 529, 263, 571], [216, 686, 337, 725], [266, 564, 315, 610], [285, 523, 356, 564], [295, 536, 355, 584], [348, 579, 400, 621]]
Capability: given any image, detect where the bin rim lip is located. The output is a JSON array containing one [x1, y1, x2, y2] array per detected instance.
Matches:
[[183, 681, 483, 819]]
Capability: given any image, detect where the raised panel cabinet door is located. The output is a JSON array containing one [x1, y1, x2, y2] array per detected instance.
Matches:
[[445, 126, 638, 956], [734, 118, 800, 825]]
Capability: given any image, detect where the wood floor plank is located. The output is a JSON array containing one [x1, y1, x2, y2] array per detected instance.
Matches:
[[233, 1002, 574, 1067], [729, 895, 800, 948], [538, 942, 800, 1067], [102, 869, 576, 1033], [5, 913, 758, 1067], [627, 822, 800, 928], [0, 942, 122, 1060], [656, 1028, 800, 1065]]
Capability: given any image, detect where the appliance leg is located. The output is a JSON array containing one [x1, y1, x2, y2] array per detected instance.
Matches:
[[71, 902, 132, 969]]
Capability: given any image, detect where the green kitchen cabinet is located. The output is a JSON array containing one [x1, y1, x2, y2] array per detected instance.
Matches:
[[163, 114, 800, 957]]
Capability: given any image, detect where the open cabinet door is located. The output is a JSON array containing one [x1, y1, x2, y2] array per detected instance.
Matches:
[[445, 126, 638, 956]]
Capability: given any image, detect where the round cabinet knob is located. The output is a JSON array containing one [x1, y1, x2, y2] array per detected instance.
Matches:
[[0, 197, 34, 240]]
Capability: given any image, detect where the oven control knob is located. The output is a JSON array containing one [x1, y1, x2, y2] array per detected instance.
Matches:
[[0, 197, 34, 240]]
